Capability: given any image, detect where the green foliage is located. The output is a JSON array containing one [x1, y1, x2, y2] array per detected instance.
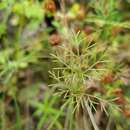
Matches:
[[31, 90, 64, 130], [12, 1, 44, 28]]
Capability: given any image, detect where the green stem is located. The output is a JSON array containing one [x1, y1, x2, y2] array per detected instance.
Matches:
[[84, 99, 99, 130], [13, 96, 22, 130], [85, 17, 130, 29]]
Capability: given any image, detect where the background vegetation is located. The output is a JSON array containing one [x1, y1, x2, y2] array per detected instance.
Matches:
[[0, 0, 130, 130]]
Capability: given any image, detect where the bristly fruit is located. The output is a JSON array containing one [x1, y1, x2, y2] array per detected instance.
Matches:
[[115, 95, 126, 105], [84, 25, 94, 35], [113, 88, 123, 95], [113, 88, 126, 105], [123, 108, 130, 118], [101, 72, 114, 84], [48, 33, 62, 46], [44, 0, 56, 13]]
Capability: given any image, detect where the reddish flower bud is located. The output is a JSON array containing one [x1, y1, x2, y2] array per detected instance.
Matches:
[[123, 108, 130, 118], [84, 26, 94, 35], [101, 72, 114, 84], [44, 0, 56, 13], [49, 33, 62, 46]]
